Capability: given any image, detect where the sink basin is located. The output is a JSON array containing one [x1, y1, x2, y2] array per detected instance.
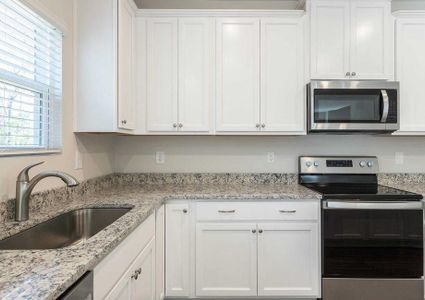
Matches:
[[0, 207, 132, 250]]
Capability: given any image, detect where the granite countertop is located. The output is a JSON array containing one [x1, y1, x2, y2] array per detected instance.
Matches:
[[0, 181, 320, 300]]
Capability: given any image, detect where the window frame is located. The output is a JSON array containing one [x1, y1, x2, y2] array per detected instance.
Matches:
[[0, 0, 63, 157]]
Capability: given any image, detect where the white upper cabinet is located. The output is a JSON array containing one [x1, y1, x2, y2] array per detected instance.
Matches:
[[310, 0, 393, 80], [75, 0, 136, 133], [310, 0, 351, 79], [178, 18, 212, 132], [395, 13, 425, 134], [146, 18, 179, 132], [216, 18, 261, 132], [350, 1, 392, 79], [118, 0, 136, 130], [146, 17, 212, 133], [216, 15, 305, 134], [260, 17, 305, 133]]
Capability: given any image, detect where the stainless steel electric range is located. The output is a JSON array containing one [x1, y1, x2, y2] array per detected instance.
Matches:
[[299, 156, 424, 300]]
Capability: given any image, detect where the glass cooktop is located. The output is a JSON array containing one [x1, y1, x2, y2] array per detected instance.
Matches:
[[302, 183, 423, 201]]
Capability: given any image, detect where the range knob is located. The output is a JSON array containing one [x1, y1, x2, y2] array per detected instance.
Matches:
[[359, 161, 366, 168], [313, 161, 319, 167], [306, 161, 312, 168], [367, 161, 374, 168]]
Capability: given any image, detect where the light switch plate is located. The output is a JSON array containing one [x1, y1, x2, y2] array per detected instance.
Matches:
[[395, 152, 404, 165], [267, 152, 275, 164], [156, 152, 165, 164]]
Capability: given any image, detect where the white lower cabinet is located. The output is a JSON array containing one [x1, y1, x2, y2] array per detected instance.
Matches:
[[195, 223, 258, 297], [165, 200, 321, 299], [94, 207, 164, 300], [105, 238, 155, 300], [165, 202, 191, 297], [257, 223, 320, 297]]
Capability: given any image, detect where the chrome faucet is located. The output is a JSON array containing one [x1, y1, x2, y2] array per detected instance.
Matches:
[[15, 162, 79, 222]]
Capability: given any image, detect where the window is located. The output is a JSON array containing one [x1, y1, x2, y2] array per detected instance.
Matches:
[[0, 0, 62, 154]]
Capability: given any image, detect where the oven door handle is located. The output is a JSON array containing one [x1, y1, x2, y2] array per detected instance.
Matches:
[[381, 90, 389, 123], [323, 200, 423, 210]]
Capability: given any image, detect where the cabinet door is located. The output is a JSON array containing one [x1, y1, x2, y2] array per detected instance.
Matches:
[[350, 0, 393, 80], [105, 238, 155, 300], [310, 0, 351, 79], [155, 205, 165, 300], [165, 203, 191, 297], [260, 17, 305, 133], [196, 223, 258, 297], [258, 223, 320, 297], [147, 18, 178, 132], [178, 18, 212, 132], [118, 0, 135, 130], [216, 18, 261, 132], [396, 17, 425, 133], [132, 238, 156, 300]]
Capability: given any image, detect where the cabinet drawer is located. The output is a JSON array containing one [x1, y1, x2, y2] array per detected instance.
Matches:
[[196, 201, 319, 221], [260, 201, 319, 221]]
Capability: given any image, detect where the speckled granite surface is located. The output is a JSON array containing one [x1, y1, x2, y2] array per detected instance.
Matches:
[[0, 173, 318, 300]]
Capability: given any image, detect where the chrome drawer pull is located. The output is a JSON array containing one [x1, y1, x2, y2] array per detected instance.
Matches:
[[279, 210, 297, 213], [218, 210, 236, 214]]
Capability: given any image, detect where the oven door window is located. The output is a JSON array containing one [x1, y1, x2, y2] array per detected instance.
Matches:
[[314, 89, 382, 123], [323, 209, 423, 278]]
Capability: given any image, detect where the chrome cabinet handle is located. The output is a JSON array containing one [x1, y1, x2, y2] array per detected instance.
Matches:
[[121, 120, 127, 125], [380, 90, 389, 123], [131, 268, 142, 280], [179, 123, 183, 128], [351, 72, 357, 77], [173, 123, 178, 128], [252, 229, 257, 233], [258, 229, 263, 234], [256, 124, 261, 128], [279, 210, 297, 213], [261, 124, 266, 128], [345, 72, 351, 77], [218, 210, 236, 213], [183, 209, 188, 214]]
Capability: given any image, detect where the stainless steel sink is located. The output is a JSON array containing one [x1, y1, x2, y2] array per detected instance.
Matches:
[[0, 207, 132, 250]]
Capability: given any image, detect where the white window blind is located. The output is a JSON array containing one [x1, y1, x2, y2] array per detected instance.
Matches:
[[0, 0, 62, 154]]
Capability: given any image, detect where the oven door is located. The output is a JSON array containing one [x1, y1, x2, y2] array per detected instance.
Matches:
[[308, 81, 399, 133], [322, 201, 423, 279]]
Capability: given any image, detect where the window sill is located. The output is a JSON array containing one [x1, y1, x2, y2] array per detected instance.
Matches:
[[0, 149, 62, 157]]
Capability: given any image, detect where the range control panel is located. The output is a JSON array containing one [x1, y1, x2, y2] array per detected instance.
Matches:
[[299, 156, 379, 174]]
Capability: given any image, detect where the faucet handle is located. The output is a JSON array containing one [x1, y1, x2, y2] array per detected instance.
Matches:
[[17, 162, 45, 182]]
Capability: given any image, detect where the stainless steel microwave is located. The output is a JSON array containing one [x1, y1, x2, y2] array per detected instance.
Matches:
[[307, 81, 400, 134]]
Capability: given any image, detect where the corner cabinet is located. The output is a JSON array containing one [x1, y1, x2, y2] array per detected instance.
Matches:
[[165, 200, 321, 299], [394, 12, 425, 135], [75, 0, 136, 133], [216, 15, 306, 134], [94, 212, 156, 300], [309, 0, 393, 80], [145, 17, 212, 134]]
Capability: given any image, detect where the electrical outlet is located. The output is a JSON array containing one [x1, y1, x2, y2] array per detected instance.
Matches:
[[395, 152, 404, 165], [75, 150, 83, 170], [267, 152, 275, 164], [156, 152, 165, 164]]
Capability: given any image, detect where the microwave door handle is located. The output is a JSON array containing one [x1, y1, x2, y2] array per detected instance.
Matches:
[[381, 90, 389, 123]]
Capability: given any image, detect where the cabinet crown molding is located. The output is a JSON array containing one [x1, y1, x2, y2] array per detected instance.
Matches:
[[393, 10, 425, 18], [136, 9, 305, 17]]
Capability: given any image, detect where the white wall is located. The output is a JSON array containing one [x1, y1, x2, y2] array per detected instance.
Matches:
[[0, 0, 114, 201], [113, 136, 425, 174]]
